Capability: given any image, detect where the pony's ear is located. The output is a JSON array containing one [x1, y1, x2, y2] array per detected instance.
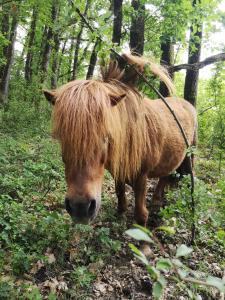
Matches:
[[43, 89, 56, 105], [109, 93, 126, 106]]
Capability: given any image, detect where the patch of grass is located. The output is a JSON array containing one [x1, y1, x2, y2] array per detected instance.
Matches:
[[71, 266, 96, 289]]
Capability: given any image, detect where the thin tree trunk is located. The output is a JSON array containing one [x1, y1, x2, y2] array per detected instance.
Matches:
[[130, 0, 145, 55], [57, 39, 67, 78], [37, 25, 48, 70], [86, 40, 99, 79], [184, 0, 202, 106], [40, 1, 59, 83], [0, 12, 18, 105], [72, 0, 90, 80], [159, 37, 174, 97], [112, 0, 123, 45], [0, 8, 10, 78], [25, 6, 38, 82], [67, 38, 75, 81], [78, 42, 90, 67], [51, 34, 60, 89]]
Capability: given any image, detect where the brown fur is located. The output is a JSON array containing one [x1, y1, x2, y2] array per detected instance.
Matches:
[[50, 54, 197, 226]]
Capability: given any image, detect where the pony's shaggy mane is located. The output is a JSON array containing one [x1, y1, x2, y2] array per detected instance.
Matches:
[[52, 54, 175, 180]]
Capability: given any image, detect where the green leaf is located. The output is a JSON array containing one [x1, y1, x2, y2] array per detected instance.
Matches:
[[128, 243, 142, 256], [172, 258, 184, 267], [159, 274, 167, 287], [152, 281, 164, 299], [133, 224, 152, 235], [155, 226, 175, 235], [125, 228, 153, 243], [176, 244, 193, 258], [147, 265, 160, 280], [217, 229, 225, 243], [128, 243, 149, 265], [156, 259, 172, 272], [134, 253, 149, 266], [206, 276, 225, 292]]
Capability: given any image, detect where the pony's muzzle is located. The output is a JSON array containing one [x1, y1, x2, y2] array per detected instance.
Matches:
[[65, 197, 97, 222]]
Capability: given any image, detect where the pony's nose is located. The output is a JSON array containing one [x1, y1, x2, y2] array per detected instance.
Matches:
[[65, 198, 96, 221]]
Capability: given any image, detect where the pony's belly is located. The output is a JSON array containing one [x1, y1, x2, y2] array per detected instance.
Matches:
[[147, 151, 186, 178]]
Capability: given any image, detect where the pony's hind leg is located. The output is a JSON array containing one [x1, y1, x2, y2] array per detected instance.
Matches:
[[133, 174, 149, 226], [115, 180, 127, 214], [151, 176, 170, 213]]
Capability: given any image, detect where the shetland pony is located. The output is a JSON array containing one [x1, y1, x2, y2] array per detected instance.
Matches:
[[44, 54, 197, 226]]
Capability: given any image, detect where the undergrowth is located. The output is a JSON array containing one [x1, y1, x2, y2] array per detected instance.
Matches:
[[0, 99, 224, 299]]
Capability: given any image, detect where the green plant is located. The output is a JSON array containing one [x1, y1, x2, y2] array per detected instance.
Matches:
[[71, 266, 96, 288], [126, 225, 225, 299]]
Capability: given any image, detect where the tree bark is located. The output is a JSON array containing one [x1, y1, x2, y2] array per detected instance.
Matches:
[[40, 0, 59, 83], [184, 0, 202, 106], [37, 25, 48, 70], [112, 0, 123, 45], [159, 37, 174, 97], [51, 34, 60, 89], [72, 0, 90, 80], [57, 39, 67, 78], [0, 7, 10, 78], [86, 40, 99, 79], [0, 11, 18, 105], [130, 0, 145, 55], [67, 38, 75, 81], [25, 6, 38, 82]]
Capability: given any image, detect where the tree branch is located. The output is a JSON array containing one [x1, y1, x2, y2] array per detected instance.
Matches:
[[170, 53, 225, 73], [198, 105, 217, 116]]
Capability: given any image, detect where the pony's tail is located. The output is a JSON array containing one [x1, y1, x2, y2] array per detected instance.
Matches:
[[121, 53, 175, 96]]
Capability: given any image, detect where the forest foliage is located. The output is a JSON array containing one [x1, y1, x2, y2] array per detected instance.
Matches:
[[0, 0, 225, 299]]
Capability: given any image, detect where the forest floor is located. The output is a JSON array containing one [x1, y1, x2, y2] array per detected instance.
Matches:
[[0, 105, 224, 300]]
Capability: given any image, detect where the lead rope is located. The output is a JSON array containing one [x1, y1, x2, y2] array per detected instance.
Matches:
[[74, 6, 196, 244]]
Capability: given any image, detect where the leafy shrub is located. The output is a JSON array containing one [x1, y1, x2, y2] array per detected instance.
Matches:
[[126, 225, 225, 299]]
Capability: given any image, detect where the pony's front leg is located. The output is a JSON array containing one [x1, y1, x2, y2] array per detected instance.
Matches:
[[115, 180, 127, 214], [133, 174, 149, 227]]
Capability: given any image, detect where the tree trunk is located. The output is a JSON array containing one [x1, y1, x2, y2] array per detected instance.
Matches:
[[159, 37, 174, 97], [51, 34, 60, 89], [72, 0, 90, 80], [112, 0, 123, 45], [40, 1, 59, 83], [25, 6, 38, 82], [37, 25, 48, 70], [67, 38, 75, 81], [0, 11, 18, 105], [0, 8, 10, 78], [57, 39, 67, 79], [86, 40, 99, 79], [184, 0, 202, 106], [130, 0, 145, 55]]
